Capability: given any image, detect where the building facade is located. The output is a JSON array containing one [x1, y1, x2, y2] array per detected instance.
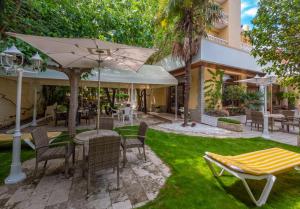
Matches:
[[150, 0, 292, 122]]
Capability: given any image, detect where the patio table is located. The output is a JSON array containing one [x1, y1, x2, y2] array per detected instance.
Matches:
[[74, 129, 119, 152]]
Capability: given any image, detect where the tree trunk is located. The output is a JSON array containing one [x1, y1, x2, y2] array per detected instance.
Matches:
[[65, 70, 81, 137], [183, 10, 193, 126], [111, 89, 116, 107]]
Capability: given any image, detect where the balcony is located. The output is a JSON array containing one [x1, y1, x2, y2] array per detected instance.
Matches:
[[207, 35, 228, 46], [215, 0, 227, 4], [241, 43, 253, 52], [213, 13, 228, 30]]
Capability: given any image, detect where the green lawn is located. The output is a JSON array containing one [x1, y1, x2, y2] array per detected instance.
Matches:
[[1, 128, 300, 209], [136, 129, 300, 209], [0, 141, 35, 184]]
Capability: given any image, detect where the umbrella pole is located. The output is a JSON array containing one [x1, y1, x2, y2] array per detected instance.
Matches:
[[131, 83, 134, 126], [97, 68, 101, 133]]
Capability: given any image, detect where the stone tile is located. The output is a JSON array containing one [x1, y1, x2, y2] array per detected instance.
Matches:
[[132, 200, 148, 208], [112, 200, 132, 209], [5, 184, 34, 206], [45, 201, 68, 209], [46, 178, 72, 206], [15, 200, 46, 209], [123, 182, 148, 205], [109, 189, 128, 204], [0, 185, 8, 196], [0, 198, 9, 208], [87, 195, 111, 209]]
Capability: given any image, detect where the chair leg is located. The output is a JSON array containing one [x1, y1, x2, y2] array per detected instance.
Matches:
[[117, 166, 120, 190], [143, 146, 146, 162], [33, 160, 38, 177], [241, 175, 276, 207], [65, 155, 69, 178], [123, 146, 127, 167], [87, 172, 91, 195], [43, 160, 48, 171], [72, 145, 76, 166]]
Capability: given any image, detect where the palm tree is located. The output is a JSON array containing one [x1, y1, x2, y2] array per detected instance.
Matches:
[[158, 0, 222, 126]]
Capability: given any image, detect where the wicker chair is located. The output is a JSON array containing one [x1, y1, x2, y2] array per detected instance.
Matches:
[[251, 111, 275, 131], [281, 110, 297, 132], [251, 111, 264, 131], [31, 127, 74, 177], [99, 117, 114, 130], [120, 121, 148, 167], [80, 109, 93, 125], [245, 109, 252, 125], [87, 136, 121, 194]]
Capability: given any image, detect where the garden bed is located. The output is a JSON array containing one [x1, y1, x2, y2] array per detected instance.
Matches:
[[217, 118, 243, 132]]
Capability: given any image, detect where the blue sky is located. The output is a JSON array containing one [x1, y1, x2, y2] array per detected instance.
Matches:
[[241, 0, 259, 28]]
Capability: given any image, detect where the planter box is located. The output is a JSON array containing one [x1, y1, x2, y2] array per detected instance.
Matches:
[[217, 121, 243, 132], [202, 114, 246, 127]]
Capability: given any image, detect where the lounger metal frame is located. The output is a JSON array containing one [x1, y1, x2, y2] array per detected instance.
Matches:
[[204, 154, 277, 207]]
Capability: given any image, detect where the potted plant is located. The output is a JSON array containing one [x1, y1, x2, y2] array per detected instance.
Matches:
[[217, 117, 243, 132]]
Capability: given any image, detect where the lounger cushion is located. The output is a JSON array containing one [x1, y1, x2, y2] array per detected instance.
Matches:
[[206, 148, 300, 176]]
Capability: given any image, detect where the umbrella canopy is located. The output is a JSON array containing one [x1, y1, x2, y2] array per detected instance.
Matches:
[[236, 74, 277, 86], [7, 32, 155, 71]]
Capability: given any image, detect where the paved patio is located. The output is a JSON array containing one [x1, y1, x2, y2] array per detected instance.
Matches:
[[154, 122, 300, 146], [0, 144, 170, 209]]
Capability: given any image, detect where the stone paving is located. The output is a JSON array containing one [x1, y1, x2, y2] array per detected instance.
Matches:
[[0, 145, 170, 209], [154, 122, 300, 146]]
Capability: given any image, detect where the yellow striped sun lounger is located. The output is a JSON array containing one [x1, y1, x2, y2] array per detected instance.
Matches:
[[204, 147, 300, 207]]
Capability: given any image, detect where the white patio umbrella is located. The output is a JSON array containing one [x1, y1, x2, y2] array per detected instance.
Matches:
[[7, 32, 156, 131], [236, 73, 277, 138]]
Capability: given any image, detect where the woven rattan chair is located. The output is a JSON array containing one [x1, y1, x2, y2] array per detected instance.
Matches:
[[87, 136, 121, 194], [31, 127, 75, 177], [245, 109, 252, 125], [281, 110, 297, 132], [120, 121, 148, 167], [251, 111, 264, 131], [99, 117, 114, 130]]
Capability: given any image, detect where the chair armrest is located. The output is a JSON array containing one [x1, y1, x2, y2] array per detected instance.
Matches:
[[48, 134, 71, 144], [36, 141, 70, 150]]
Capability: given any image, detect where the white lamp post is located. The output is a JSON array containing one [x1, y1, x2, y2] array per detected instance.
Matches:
[[30, 53, 43, 127], [0, 45, 42, 184], [256, 73, 277, 139]]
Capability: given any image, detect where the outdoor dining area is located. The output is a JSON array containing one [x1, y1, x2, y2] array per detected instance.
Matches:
[[0, 33, 173, 209]]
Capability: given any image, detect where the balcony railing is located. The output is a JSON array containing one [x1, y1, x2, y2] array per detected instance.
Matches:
[[215, 0, 227, 4], [241, 43, 253, 52], [207, 35, 228, 45], [213, 12, 228, 29]]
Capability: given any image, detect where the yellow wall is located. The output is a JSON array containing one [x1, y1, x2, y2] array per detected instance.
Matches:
[[150, 87, 167, 110], [0, 77, 43, 127], [189, 68, 199, 109], [227, 0, 241, 48]]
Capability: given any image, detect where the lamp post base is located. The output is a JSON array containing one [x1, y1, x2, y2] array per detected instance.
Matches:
[[31, 121, 37, 127], [5, 132, 27, 184], [262, 114, 270, 139], [5, 169, 26, 185]]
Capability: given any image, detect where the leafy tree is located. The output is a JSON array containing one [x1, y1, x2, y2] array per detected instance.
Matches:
[[250, 0, 300, 87], [242, 91, 264, 111], [0, 0, 157, 136], [223, 85, 246, 107], [157, 0, 221, 126]]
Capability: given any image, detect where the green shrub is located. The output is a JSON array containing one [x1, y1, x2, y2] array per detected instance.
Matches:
[[218, 117, 241, 124]]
